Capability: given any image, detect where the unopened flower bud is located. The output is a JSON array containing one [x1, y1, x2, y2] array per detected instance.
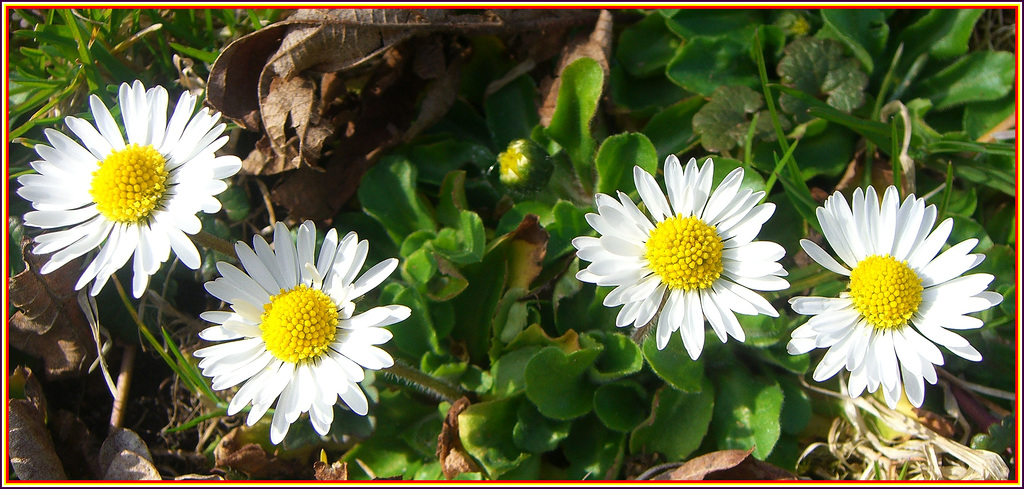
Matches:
[[491, 139, 553, 198]]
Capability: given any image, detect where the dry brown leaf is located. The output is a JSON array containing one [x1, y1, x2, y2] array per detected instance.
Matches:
[[103, 450, 161, 480], [99, 428, 161, 480], [9, 238, 96, 379], [261, 75, 334, 172], [313, 460, 349, 480], [437, 396, 482, 479], [215, 427, 310, 479], [8, 399, 67, 480], [653, 448, 797, 480], [539, 9, 613, 126], [208, 9, 597, 179], [99, 428, 154, 472]]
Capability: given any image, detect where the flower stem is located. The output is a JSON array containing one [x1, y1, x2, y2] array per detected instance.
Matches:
[[381, 360, 465, 403], [192, 229, 237, 259]]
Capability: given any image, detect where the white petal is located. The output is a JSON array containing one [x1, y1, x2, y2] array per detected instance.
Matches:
[[339, 381, 368, 415], [634, 165, 671, 222], [273, 221, 299, 287], [907, 218, 953, 270], [296, 221, 317, 284], [680, 290, 705, 360], [917, 239, 980, 287], [351, 258, 398, 298], [799, 239, 851, 276]]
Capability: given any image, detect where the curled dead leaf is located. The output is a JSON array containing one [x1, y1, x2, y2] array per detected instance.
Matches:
[[99, 428, 160, 480], [8, 399, 67, 480], [313, 460, 349, 480], [215, 426, 310, 479], [437, 397, 482, 479], [652, 448, 797, 480], [9, 237, 96, 379]]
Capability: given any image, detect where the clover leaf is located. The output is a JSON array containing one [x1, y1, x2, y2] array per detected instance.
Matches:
[[777, 37, 867, 121]]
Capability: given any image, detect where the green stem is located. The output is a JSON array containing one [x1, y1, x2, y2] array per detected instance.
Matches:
[[193, 229, 237, 259], [381, 360, 465, 403]]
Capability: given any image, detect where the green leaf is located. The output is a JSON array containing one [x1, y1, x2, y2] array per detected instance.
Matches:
[[616, 13, 681, 78], [432, 210, 485, 266], [595, 132, 658, 196], [217, 184, 250, 222], [593, 380, 649, 432], [168, 42, 219, 64], [945, 153, 1015, 196], [609, 63, 692, 114], [458, 398, 530, 478], [692, 85, 776, 154], [585, 331, 643, 382], [485, 74, 539, 151], [777, 37, 867, 121], [378, 283, 442, 361], [949, 216, 993, 254], [405, 137, 495, 186], [359, 156, 436, 246], [341, 390, 435, 479], [708, 156, 766, 194], [805, 103, 892, 150], [524, 346, 601, 420], [667, 36, 758, 97], [817, 9, 889, 74], [562, 414, 626, 480], [912, 51, 1015, 111], [970, 415, 1014, 454], [552, 262, 619, 336], [436, 171, 469, 229], [778, 375, 812, 436], [642, 96, 705, 159], [490, 346, 543, 399], [513, 401, 572, 454], [755, 122, 857, 180], [897, 9, 984, 61], [964, 93, 1015, 141], [709, 362, 783, 460], [399, 231, 438, 286], [629, 381, 715, 460], [492, 287, 530, 344], [642, 333, 705, 393], [544, 57, 603, 194], [450, 245, 508, 365], [665, 9, 765, 40], [544, 200, 589, 266]]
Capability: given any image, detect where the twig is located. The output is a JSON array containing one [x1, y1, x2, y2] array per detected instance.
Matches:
[[253, 177, 277, 228], [109, 343, 136, 435], [936, 367, 1015, 401]]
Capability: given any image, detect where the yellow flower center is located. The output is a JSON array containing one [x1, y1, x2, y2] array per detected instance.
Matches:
[[644, 215, 724, 291], [848, 254, 923, 331], [498, 145, 528, 184], [89, 143, 168, 223], [260, 284, 339, 363]]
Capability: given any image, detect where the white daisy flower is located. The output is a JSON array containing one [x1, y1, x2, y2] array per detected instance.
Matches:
[[194, 221, 410, 445], [787, 186, 1003, 409], [572, 155, 789, 359], [16, 80, 242, 298]]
